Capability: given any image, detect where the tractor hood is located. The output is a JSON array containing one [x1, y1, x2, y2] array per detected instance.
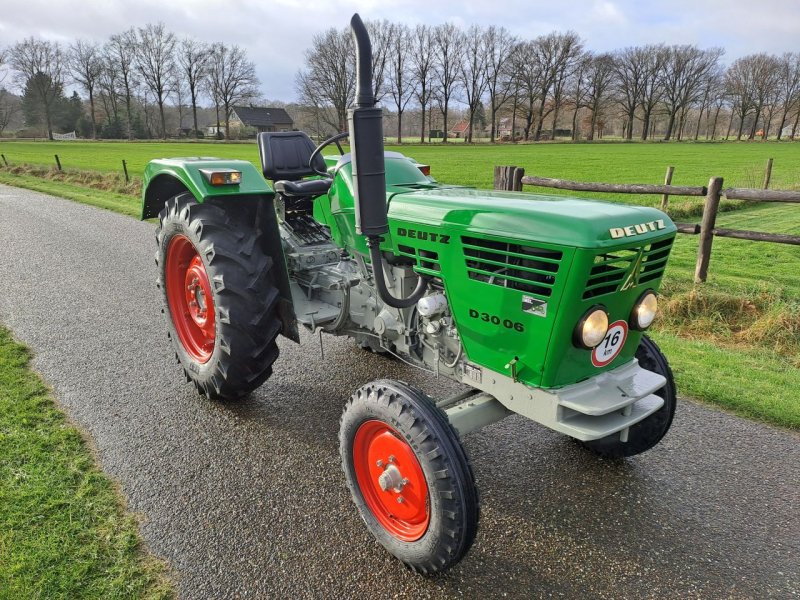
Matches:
[[388, 187, 676, 249]]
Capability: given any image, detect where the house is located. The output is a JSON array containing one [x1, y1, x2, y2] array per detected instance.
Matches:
[[207, 106, 295, 137], [449, 120, 470, 138], [496, 117, 525, 140]]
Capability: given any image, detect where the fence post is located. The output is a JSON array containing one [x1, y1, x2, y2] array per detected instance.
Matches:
[[660, 166, 674, 211], [762, 158, 773, 189], [694, 176, 724, 283], [1, 154, 7, 167], [513, 167, 525, 191], [493, 166, 505, 190], [122, 159, 130, 183], [54, 154, 62, 171]]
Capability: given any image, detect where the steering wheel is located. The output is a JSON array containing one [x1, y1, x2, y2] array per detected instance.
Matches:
[[308, 131, 350, 176]]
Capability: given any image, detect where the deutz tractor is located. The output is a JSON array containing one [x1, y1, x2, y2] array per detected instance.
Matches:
[[141, 15, 677, 574]]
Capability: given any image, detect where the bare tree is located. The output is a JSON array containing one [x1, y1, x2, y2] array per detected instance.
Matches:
[[409, 24, 435, 142], [636, 44, 666, 140], [69, 40, 102, 138], [366, 19, 392, 103], [106, 29, 138, 139], [775, 52, 800, 140], [567, 52, 591, 140], [97, 56, 120, 124], [135, 23, 177, 139], [208, 42, 259, 139], [9, 38, 65, 139], [659, 44, 723, 140], [725, 56, 757, 139], [612, 46, 650, 140], [531, 31, 583, 140], [296, 27, 354, 134], [460, 25, 488, 143], [178, 38, 210, 138], [483, 26, 515, 142], [386, 24, 414, 142], [584, 53, 615, 140], [510, 41, 542, 140], [433, 23, 464, 143]]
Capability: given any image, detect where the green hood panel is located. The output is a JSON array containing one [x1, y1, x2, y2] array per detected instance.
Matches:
[[389, 188, 676, 249]]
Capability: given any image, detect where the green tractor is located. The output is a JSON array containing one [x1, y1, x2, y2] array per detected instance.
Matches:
[[141, 15, 677, 574]]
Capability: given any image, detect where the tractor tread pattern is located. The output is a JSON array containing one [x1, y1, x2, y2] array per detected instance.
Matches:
[[155, 192, 281, 400]]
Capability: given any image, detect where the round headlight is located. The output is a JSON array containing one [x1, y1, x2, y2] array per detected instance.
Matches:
[[574, 306, 609, 349], [631, 290, 658, 330]]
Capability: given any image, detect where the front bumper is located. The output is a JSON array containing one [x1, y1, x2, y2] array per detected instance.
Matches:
[[461, 359, 665, 441]]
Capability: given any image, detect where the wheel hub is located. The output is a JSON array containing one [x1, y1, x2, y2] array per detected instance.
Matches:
[[165, 235, 216, 363], [352, 420, 430, 542]]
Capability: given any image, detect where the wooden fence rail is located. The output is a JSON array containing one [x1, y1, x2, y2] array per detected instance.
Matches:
[[495, 165, 800, 283]]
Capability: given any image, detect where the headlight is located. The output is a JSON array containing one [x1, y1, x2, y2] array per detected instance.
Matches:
[[574, 306, 609, 349], [631, 290, 658, 330]]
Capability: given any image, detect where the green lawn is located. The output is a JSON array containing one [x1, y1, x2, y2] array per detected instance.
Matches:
[[0, 327, 173, 599], [1, 139, 798, 428]]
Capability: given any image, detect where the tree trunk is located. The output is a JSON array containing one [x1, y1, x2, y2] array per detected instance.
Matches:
[[511, 95, 518, 142], [725, 112, 734, 140], [125, 88, 134, 140], [792, 110, 800, 139], [88, 89, 97, 139], [419, 94, 426, 143], [45, 105, 53, 140], [397, 109, 403, 143], [694, 106, 704, 140], [749, 107, 762, 140], [442, 103, 449, 143], [777, 108, 788, 140], [710, 105, 721, 140], [158, 97, 167, 140], [641, 110, 651, 140], [490, 100, 497, 143], [224, 103, 231, 140], [588, 107, 597, 141], [737, 114, 746, 140], [467, 109, 474, 143], [551, 105, 560, 140], [663, 111, 676, 141], [571, 106, 580, 141], [625, 109, 634, 140]]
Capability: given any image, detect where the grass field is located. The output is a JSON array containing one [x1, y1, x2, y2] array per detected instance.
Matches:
[[0, 327, 173, 599], [1, 139, 798, 428]]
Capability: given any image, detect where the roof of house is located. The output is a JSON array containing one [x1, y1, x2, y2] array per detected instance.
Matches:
[[450, 120, 470, 133], [232, 106, 294, 127]]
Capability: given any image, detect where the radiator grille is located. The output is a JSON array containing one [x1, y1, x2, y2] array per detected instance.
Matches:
[[583, 238, 673, 299], [461, 236, 562, 298]]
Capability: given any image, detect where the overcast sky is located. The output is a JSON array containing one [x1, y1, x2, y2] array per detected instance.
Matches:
[[1, 0, 798, 101]]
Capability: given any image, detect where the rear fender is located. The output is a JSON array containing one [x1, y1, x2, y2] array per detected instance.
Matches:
[[143, 158, 298, 343]]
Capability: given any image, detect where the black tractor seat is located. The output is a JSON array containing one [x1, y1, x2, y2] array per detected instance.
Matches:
[[274, 178, 332, 197]]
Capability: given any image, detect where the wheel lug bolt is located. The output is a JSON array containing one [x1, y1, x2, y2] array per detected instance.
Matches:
[[376, 460, 384, 468], [388, 455, 396, 463], [397, 496, 405, 504]]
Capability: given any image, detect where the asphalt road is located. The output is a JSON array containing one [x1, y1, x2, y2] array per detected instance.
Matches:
[[0, 184, 798, 599]]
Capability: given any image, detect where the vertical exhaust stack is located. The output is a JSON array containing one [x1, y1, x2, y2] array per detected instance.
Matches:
[[348, 13, 429, 309], [348, 14, 388, 237]]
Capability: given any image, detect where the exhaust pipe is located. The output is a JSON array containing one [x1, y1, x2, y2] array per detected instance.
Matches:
[[349, 14, 428, 309]]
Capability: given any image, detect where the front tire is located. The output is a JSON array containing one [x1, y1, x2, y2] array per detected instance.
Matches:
[[156, 192, 281, 400], [582, 335, 677, 458], [339, 380, 479, 574]]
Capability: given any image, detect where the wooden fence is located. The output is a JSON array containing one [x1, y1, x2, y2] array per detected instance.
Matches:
[[493, 165, 800, 283]]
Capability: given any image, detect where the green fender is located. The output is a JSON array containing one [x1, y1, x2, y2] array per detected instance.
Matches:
[[141, 157, 273, 219]]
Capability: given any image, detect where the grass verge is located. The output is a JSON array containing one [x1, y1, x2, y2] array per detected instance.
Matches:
[[0, 167, 140, 218], [0, 327, 173, 599]]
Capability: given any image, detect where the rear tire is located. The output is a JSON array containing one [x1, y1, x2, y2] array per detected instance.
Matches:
[[156, 192, 281, 400], [339, 380, 479, 574], [582, 335, 677, 458]]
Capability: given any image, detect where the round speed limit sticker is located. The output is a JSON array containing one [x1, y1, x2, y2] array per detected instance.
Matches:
[[591, 320, 628, 367]]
